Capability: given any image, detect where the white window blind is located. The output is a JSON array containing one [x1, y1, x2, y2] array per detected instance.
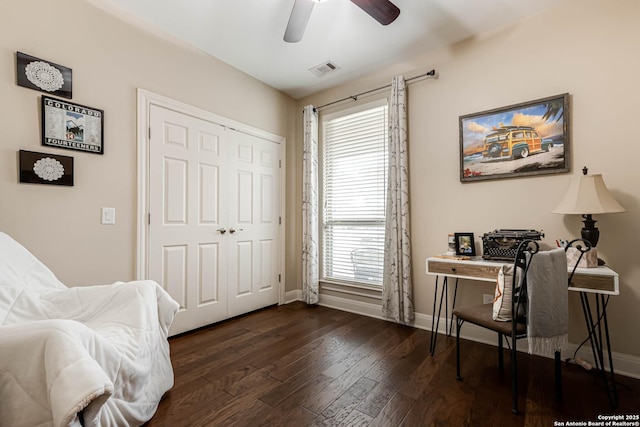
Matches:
[[322, 102, 388, 286]]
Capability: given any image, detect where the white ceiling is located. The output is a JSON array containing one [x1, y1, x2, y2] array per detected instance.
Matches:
[[96, 0, 562, 99]]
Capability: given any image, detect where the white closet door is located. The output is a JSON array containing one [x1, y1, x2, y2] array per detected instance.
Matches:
[[147, 104, 281, 336], [148, 105, 229, 336], [227, 131, 281, 317]]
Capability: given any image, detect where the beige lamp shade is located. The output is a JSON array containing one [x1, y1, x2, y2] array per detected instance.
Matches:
[[552, 174, 625, 214]]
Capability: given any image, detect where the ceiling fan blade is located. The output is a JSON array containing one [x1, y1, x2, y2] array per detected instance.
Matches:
[[350, 0, 400, 26], [284, 0, 316, 43]]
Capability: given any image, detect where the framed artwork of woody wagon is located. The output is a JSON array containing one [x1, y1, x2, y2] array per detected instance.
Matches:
[[459, 93, 570, 182]]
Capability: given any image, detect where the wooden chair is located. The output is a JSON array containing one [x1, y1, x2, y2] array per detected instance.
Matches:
[[453, 239, 591, 414]]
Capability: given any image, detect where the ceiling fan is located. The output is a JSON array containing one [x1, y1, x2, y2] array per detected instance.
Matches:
[[284, 0, 401, 43]]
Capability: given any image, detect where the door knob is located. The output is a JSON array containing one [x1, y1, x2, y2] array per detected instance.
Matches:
[[217, 228, 227, 234], [229, 227, 244, 234]]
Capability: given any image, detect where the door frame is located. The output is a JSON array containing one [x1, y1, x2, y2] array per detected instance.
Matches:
[[136, 89, 286, 306]]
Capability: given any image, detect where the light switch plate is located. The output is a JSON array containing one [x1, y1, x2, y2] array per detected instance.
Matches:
[[101, 207, 116, 225]]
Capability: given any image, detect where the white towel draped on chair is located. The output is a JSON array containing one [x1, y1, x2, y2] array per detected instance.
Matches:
[[526, 248, 568, 356]]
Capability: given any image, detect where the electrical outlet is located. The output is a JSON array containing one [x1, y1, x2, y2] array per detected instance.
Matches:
[[483, 294, 494, 304]]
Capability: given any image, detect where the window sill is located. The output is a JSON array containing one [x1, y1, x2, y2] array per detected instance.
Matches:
[[320, 280, 382, 300]]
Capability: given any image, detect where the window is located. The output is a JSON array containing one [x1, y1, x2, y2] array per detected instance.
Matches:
[[321, 101, 388, 287]]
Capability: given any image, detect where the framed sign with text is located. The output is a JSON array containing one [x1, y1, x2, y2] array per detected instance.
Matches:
[[42, 96, 104, 154]]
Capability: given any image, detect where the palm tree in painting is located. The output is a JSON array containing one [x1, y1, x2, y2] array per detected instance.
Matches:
[[542, 98, 564, 122]]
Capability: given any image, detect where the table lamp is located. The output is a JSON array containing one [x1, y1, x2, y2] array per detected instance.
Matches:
[[552, 167, 625, 247]]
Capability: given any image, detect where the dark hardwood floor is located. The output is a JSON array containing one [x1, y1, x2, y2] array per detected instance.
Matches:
[[146, 302, 639, 426]]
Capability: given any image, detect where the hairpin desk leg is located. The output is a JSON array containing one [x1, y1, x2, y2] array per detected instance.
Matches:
[[429, 276, 440, 355], [430, 276, 460, 355], [579, 292, 618, 408], [449, 279, 459, 336], [430, 276, 447, 355]]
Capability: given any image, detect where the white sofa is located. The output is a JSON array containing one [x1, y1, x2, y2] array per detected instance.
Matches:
[[0, 232, 179, 427]]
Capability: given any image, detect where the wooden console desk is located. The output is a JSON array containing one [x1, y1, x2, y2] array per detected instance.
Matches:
[[427, 256, 619, 294], [425, 255, 619, 408]]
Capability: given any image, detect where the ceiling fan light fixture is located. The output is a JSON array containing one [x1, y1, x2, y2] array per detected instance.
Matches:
[[284, 0, 316, 43], [284, 0, 400, 43], [351, 0, 400, 26]]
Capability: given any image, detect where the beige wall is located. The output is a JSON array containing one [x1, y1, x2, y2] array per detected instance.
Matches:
[[2, 0, 638, 360], [298, 0, 640, 358], [0, 0, 297, 287]]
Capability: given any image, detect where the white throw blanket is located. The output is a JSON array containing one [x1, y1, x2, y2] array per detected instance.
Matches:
[[0, 232, 179, 427], [526, 248, 568, 356]]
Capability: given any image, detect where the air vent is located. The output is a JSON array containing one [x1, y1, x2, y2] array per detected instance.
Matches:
[[309, 60, 340, 78]]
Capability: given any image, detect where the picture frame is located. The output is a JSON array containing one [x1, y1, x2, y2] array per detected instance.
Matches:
[[459, 93, 570, 182], [42, 95, 104, 154], [19, 150, 74, 186], [16, 52, 72, 99], [454, 232, 476, 256]]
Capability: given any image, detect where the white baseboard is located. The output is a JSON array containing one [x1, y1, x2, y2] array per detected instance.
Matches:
[[305, 292, 640, 380], [284, 289, 302, 304], [416, 311, 640, 380]]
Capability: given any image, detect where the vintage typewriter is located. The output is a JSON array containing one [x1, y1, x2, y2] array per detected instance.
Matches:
[[481, 229, 544, 261]]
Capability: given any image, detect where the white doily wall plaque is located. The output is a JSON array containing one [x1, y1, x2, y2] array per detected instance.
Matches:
[[19, 150, 74, 186], [33, 157, 65, 181], [16, 52, 72, 99]]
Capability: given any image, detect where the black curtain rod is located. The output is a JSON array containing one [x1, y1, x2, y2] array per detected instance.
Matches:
[[314, 69, 437, 111]]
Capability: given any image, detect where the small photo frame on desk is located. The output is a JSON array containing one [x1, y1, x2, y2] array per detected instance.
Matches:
[[454, 232, 476, 256]]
